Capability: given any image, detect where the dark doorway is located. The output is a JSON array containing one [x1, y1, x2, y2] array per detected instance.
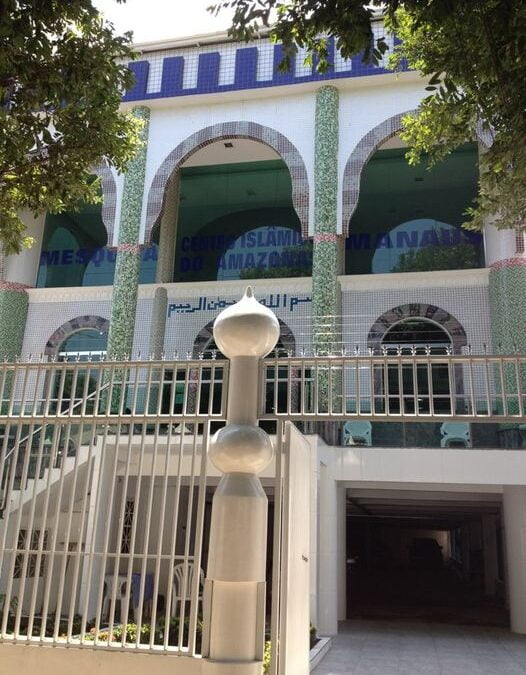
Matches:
[[346, 490, 508, 627]]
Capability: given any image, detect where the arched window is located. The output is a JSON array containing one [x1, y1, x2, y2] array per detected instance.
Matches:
[[382, 319, 452, 355], [52, 329, 108, 416], [57, 328, 107, 361], [381, 319, 453, 414], [345, 139, 483, 275]]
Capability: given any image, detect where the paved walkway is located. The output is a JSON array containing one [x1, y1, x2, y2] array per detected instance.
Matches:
[[312, 619, 526, 675]]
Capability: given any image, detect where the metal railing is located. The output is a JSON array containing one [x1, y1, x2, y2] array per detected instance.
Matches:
[[0, 359, 227, 655], [260, 354, 526, 422], [0, 353, 524, 657], [0, 358, 228, 423]]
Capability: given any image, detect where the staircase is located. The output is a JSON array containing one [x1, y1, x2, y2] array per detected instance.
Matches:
[[2, 443, 94, 516]]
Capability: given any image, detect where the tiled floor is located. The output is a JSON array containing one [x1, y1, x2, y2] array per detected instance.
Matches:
[[312, 619, 526, 674]]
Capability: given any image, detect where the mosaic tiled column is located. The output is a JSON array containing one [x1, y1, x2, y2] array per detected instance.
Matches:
[[487, 225, 526, 442], [106, 106, 150, 360], [312, 87, 344, 430], [488, 232, 526, 355], [0, 281, 30, 361], [312, 86, 344, 359]]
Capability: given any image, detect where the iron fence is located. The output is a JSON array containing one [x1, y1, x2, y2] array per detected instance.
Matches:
[[0, 353, 525, 657]]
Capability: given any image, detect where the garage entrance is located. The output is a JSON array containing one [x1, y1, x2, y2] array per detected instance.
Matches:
[[346, 488, 509, 626]]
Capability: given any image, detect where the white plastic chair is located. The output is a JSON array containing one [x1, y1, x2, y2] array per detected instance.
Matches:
[[343, 421, 372, 446], [172, 562, 204, 618], [440, 422, 471, 448], [102, 574, 129, 622]]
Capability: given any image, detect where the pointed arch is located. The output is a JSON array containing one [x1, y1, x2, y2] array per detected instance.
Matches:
[[93, 162, 118, 246], [144, 121, 310, 244], [367, 303, 468, 355], [341, 110, 490, 236], [45, 315, 109, 357]]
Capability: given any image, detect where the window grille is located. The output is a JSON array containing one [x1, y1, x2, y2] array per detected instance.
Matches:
[[120, 500, 135, 554], [14, 529, 48, 578]]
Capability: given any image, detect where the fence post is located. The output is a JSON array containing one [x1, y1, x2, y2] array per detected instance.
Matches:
[[202, 287, 279, 674]]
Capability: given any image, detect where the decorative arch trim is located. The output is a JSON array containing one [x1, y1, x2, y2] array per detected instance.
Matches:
[[341, 110, 489, 236], [341, 110, 417, 236], [93, 162, 118, 246], [144, 122, 310, 243], [193, 316, 296, 358], [367, 303, 468, 354], [45, 315, 110, 357]]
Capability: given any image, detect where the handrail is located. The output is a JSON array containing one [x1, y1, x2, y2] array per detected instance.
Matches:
[[1, 381, 111, 466]]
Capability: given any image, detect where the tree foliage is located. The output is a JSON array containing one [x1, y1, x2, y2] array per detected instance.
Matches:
[[211, 0, 526, 232], [0, 0, 141, 253]]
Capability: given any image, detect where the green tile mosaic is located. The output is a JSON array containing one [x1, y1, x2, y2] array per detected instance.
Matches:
[[0, 288, 29, 360], [312, 86, 343, 356], [489, 262, 526, 421], [107, 106, 150, 360], [489, 264, 526, 354]]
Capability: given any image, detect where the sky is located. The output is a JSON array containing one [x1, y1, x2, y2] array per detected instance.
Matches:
[[93, 0, 235, 43]]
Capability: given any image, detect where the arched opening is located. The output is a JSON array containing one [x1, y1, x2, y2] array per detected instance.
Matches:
[[381, 318, 453, 415], [149, 128, 311, 285], [36, 188, 155, 288], [344, 136, 484, 275], [52, 328, 108, 415], [382, 318, 452, 353], [57, 328, 108, 361]]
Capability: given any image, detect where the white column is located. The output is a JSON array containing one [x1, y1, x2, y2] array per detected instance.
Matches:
[[4, 211, 46, 286], [501, 506, 510, 609], [460, 525, 471, 582], [482, 514, 499, 596], [80, 446, 115, 619], [309, 439, 319, 626], [337, 487, 347, 621], [317, 463, 338, 636], [203, 288, 279, 674], [484, 220, 521, 267], [503, 486, 526, 633]]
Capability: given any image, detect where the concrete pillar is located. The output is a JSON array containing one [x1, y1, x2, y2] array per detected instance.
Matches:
[[317, 463, 338, 635], [500, 506, 510, 609], [106, 106, 150, 360], [5, 211, 45, 288], [503, 486, 526, 633], [80, 445, 116, 620], [337, 486, 347, 621], [148, 176, 180, 357], [460, 524, 471, 581], [312, 85, 344, 358], [148, 286, 168, 358], [203, 288, 279, 673], [482, 514, 499, 596], [309, 440, 319, 626]]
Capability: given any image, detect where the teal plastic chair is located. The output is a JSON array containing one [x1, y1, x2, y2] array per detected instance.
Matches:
[[343, 421, 372, 446], [440, 422, 471, 448]]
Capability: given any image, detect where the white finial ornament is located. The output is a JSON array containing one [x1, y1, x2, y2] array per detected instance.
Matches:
[[213, 286, 280, 358]]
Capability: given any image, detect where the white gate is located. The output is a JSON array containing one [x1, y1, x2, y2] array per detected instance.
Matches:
[[271, 421, 311, 675]]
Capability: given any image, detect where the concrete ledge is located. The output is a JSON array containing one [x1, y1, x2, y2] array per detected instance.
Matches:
[[0, 642, 203, 675], [310, 636, 332, 671]]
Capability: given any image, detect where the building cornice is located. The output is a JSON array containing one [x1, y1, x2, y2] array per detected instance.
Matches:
[[338, 268, 489, 291], [26, 278, 313, 304], [26, 286, 114, 303]]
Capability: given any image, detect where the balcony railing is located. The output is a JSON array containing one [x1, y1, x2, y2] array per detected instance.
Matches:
[[260, 354, 526, 422]]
